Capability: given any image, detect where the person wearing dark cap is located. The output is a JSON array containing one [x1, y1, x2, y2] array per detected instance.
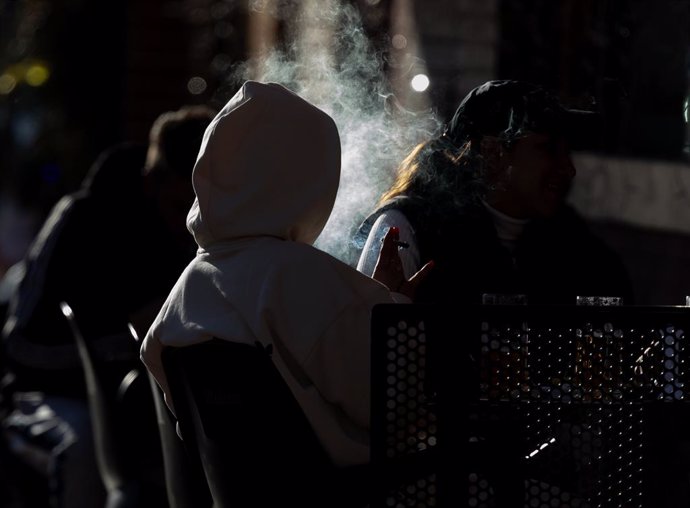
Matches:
[[356, 78, 635, 508], [356, 79, 633, 306]]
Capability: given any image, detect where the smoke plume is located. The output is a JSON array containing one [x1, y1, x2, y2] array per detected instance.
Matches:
[[229, 0, 441, 266]]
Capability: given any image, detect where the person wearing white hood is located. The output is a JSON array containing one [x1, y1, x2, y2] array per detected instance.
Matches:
[[141, 81, 432, 478]]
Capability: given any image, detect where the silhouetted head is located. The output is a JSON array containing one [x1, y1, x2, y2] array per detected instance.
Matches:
[[186, 81, 341, 250], [143, 105, 216, 246], [383, 80, 596, 219], [443, 79, 595, 151]]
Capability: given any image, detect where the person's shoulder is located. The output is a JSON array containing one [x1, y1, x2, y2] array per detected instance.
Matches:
[[361, 196, 421, 225], [379, 195, 427, 217], [553, 204, 627, 265], [24, 191, 95, 261], [268, 241, 391, 301], [375, 208, 412, 225], [531, 204, 593, 241], [268, 240, 353, 274], [555, 205, 613, 244], [355, 196, 420, 244]]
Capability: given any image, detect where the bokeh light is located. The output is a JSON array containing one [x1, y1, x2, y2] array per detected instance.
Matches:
[[187, 76, 207, 95], [410, 73, 430, 92], [25, 63, 50, 87], [391, 34, 407, 50], [214, 22, 233, 38], [211, 53, 233, 74], [0, 73, 17, 94]]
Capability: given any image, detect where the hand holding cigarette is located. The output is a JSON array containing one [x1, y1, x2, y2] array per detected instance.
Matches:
[[381, 237, 409, 249], [372, 226, 433, 298]]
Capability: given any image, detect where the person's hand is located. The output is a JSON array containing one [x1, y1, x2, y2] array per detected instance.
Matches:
[[372, 226, 434, 300]]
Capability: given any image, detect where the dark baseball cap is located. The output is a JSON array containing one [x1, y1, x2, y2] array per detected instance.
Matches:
[[443, 80, 601, 150]]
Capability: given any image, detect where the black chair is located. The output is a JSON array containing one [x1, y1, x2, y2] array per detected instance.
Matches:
[[61, 302, 166, 508], [161, 338, 382, 508], [371, 302, 690, 508], [147, 371, 211, 508]]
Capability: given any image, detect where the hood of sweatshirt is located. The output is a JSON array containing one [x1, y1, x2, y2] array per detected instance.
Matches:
[[142, 82, 398, 466], [187, 81, 341, 250]]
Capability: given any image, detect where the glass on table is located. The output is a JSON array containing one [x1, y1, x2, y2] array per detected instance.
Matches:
[[481, 293, 528, 306], [575, 296, 622, 306], [573, 296, 624, 401]]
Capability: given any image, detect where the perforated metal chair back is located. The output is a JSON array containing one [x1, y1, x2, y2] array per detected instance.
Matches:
[[61, 302, 142, 508], [147, 372, 211, 508], [370, 304, 448, 507], [371, 303, 690, 508]]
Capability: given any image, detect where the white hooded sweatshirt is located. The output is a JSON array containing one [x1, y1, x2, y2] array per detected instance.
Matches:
[[141, 81, 394, 466]]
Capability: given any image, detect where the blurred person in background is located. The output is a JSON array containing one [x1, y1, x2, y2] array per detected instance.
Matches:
[[0, 104, 216, 508]]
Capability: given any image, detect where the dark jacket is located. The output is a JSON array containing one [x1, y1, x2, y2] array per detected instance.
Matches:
[[357, 196, 634, 306], [2, 147, 194, 397]]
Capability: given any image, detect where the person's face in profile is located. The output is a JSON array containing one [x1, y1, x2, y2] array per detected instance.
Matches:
[[488, 132, 576, 219]]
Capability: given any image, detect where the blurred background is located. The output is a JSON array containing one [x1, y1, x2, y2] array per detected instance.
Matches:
[[0, 0, 689, 304]]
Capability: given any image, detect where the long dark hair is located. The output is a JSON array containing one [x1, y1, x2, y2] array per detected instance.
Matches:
[[379, 135, 488, 214]]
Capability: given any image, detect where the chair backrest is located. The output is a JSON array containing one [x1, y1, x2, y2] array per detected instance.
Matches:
[[370, 303, 690, 508], [161, 339, 368, 508], [147, 372, 211, 508], [61, 302, 166, 508], [61, 302, 131, 495]]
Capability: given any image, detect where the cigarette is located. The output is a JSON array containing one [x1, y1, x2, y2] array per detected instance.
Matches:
[[381, 238, 409, 249]]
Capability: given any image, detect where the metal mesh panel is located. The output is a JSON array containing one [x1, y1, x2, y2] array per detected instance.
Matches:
[[378, 315, 438, 507], [471, 316, 687, 507], [371, 304, 690, 508]]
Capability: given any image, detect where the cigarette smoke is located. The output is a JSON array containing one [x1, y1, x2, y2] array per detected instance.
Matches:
[[228, 0, 441, 266]]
